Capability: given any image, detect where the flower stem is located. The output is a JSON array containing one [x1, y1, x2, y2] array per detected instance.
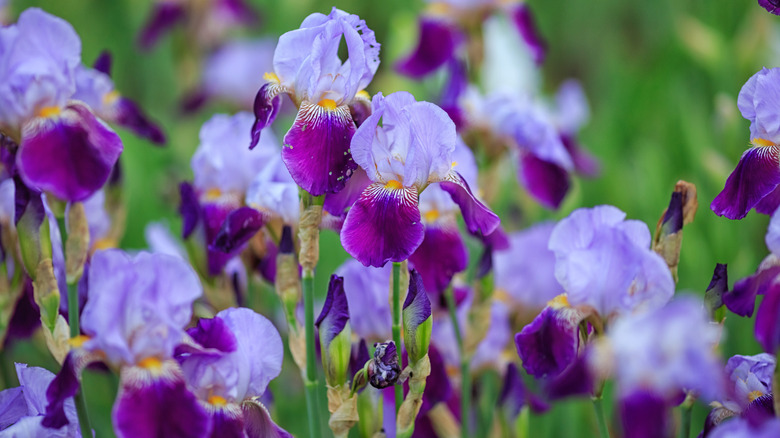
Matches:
[[303, 269, 323, 438], [679, 393, 695, 438], [392, 261, 403, 413], [74, 390, 91, 438], [445, 286, 470, 438], [593, 397, 611, 438]]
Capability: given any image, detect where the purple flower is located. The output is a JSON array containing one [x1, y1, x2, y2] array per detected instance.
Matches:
[[316, 275, 352, 386], [44, 249, 209, 437], [403, 270, 432, 365], [470, 301, 510, 371], [709, 417, 780, 438], [199, 38, 276, 109], [592, 297, 726, 402], [341, 91, 499, 267], [712, 67, 780, 219], [494, 222, 563, 308], [177, 308, 289, 437], [335, 259, 392, 341], [0, 363, 81, 437], [245, 155, 299, 225], [250, 8, 380, 196], [549, 205, 674, 317], [721, 354, 775, 413], [759, 0, 780, 15], [755, 281, 780, 354]]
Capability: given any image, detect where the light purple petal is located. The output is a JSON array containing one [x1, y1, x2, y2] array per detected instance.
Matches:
[[114, 362, 210, 438], [17, 103, 123, 202], [739, 68, 780, 142], [81, 250, 202, 366], [341, 182, 424, 267], [494, 223, 563, 308], [242, 399, 293, 438], [336, 259, 392, 341], [709, 417, 780, 438], [408, 222, 467, 294], [281, 102, 357, 195], [202, 39, 275, 109], [396, 17, 460, 78], [0, 386, 27, 429], [245, 155, 299, 224], [767, 207, 780, 255], [711, 146, 780, 220], [723, 353, 775, 411]]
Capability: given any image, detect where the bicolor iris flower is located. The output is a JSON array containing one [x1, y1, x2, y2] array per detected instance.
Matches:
[[250, 7, 380, 196], [341, 91, 500, 267], [712, 67, 780, 219]]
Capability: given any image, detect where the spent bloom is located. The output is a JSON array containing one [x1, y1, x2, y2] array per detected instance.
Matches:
[[250, 7, 380, 196], [341, 91, 499, 267]]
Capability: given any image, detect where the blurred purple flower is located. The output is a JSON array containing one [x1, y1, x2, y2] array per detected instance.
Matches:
[[250, 8, 380, 196], [198, 39, 275, 109], [759, 0, 780, 15], [342, 91, 499, 267], [721, 354, 775, 413], [549, 205, 674, 317], [712, 67, 780, 219], [709, 417, 780, 438], [336, 259, 392, 341], [245, 155, 299, 225]]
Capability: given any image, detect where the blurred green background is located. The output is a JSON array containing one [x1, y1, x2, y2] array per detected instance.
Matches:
[[2, 0, 778, 436]]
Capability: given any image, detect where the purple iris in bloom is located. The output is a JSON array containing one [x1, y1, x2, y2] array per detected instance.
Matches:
[[0, 363, 82, 437], [549, 205, 674, 317], [493, 222, 563, 308], [44, 249, 210, 438], [712, 67, 780, 219], [250, 7, 380, 196], [341, 91, 499, 267], [759, 0, 780, 15], [722, 354, 775, 413], [177, 307, 290, 438], [0, 9, 123, 202], [73, 56, 165, 144], [590, 297, 727, 438]]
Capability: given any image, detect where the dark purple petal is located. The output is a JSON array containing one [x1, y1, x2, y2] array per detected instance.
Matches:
[[3, 280, 40, 348], [341, 183, 424, 267], [755, 282, 780, 353], [518, 153, 570, 210], [13, 175, 43, 226], [323, 167, 372, 216], [396, 17, 460, 78], [438, 171, 500, 236], [350, 339, 371, 378], [211, 206, 264, 254], [93, 50, 112, 76], [256, 237, 278, 284], [619, 390, 669, 438], [711, 146, 780, 220], [114, 362, 210, 438], [743, 393, 775, 426], [704, 263, 728, 318], [515, 306, 581, 379], [561, 134, 600, 177], [249, 83, 282, 150], [210, 406, 245, 438], [315, 274, 350, 348], [281, 102, 357, 196], [727, 265, 780, 317], [409, 223, 468, 294], [242, 399, 293, 438], [755, 185, 780, 214], [43, 352, 81, 429], [219, 0, 260, 25], [137, 1, 186, 51], [202, 202, 237, 275], [660, 192, 684, 235], [186, 316, 238, 353], [403, 270, 433, 329], [17, 104, 123, 202], [180, 89, 209, 114], [179, 182, 201, 239], [368, 341, 401, 389], [542, 354, 593, 400], [509, 3, 547, 65], [114, 97, 166, 145], [759, 0, 780, 15], [499, 362, 549, 417]]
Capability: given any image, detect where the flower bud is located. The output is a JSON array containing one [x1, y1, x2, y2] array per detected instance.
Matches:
[[368, 341, 401, 389]]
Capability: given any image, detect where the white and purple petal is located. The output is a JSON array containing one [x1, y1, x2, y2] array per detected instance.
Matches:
[[711, 146, 780, 220], [17, 103, 123, 202], [249, 82, 283, 149], [341, 183, 424, 267]]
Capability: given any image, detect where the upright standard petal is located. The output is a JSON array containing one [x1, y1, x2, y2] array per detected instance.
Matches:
[[17, 103, 123, 202], [341, 182, 424, 267], [711, 146, 780, 220], [114, 361, 210, 438], [281, 101, 357, 195], [396, 17, 460, 78]]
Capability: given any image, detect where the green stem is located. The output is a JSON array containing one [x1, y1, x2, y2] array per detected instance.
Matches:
[[593, 397, 611, 438], [516, 405, 530, 438], [57, 216, 93, 436], [303, 270, 322, 438], [679, 404, 692, 438], [445, 287, 470, 438], [392, 262, 402, 413], [477, 371, 499, 436]]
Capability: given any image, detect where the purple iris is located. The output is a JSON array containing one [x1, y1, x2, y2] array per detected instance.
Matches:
[[250, 7, 380, 196], [0, 363, 82, 436], [44, 249, 210, 437], [712, 67, 780, 219], [341, 91, 499, 267], [759, 0, 780, 15], [335, 259, 392, 342], [177, 307, 290, 438], [0, 8, 123, 202], [709, 417, 780, 438], [245, 154, 299, 225], [549, 205, 674, 317], [720, 354, 775, 413]]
